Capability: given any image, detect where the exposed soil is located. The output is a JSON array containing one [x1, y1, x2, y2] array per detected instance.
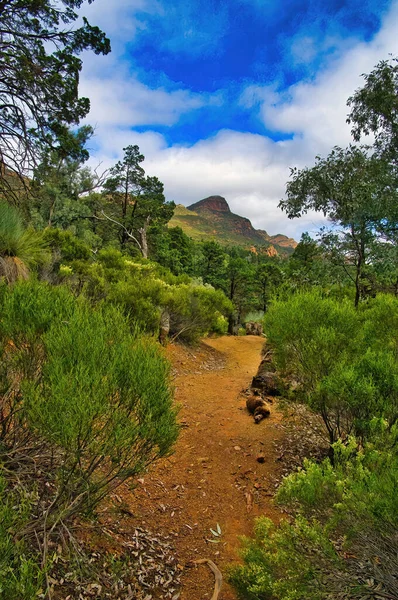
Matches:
[[98, 335, 288, 600]]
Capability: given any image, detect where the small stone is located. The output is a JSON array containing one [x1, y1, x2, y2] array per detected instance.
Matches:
[[234, 446, 241, 451]]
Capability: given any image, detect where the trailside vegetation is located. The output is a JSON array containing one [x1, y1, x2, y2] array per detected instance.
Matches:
[[0, 280, 179, 595], [229, 56, 398, 600]]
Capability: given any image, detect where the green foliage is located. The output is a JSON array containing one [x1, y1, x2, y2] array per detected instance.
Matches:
[[199, 240, 227, 288], [166, 283, 233, 342], [154, 226, 195, 275], [254, 261, 284, 311], [102, 146, 175, 256], [347, 56, 398, 159], [30, 126, 99, 229], [42, 227, 91, 261], [265, 291, 398, 445], [229, 516, 338, 600], [281, 146, 398, 305], [0, 280, 179, 517], [278, 433, 398, 530], [60, 247, 233, 341], [230, 431, 398, 600]]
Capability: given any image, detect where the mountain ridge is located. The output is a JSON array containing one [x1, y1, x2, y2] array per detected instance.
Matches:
[[169, 195, 297, 255]]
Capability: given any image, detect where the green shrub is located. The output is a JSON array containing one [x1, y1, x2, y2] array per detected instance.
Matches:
[[165, 284, 233, 343], [264, 291, 398, 445], [229, 516, 339, 600], [212, 314, 229, 335], [62, 248, 232, 341], [0, 280, 179, 523], [42, 228, 91, 261]]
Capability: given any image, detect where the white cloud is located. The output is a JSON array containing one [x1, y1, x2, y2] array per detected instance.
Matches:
[[142, 130, 326, 238], [80, 1, 224, 135], [81, 75, 210, 128]]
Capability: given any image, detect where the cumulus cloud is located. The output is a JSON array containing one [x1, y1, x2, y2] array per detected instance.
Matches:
[[80, 75, 212, 128], [143, 130, 326, 237]]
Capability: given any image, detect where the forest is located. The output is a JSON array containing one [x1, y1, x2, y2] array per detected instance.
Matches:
[[0, 1, 397, 599]]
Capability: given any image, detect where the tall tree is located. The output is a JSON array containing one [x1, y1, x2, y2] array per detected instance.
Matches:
[[280, 145, 397, 306], [103, 146, 174, 258], [103, 145, 145, 247], [255, 262, 282, 312], [199, 240, 226, 288], [0, 0, 110, 201], [154, 226, 195, 275], [135, 176, 175, 259], [31, 126, 100, 226], [347, 56, 398, 161]]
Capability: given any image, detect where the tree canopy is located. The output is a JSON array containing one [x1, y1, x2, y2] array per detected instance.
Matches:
[[347, 56, 398, 160], [0, 0, 110, 200], [102, 145, 175, 257], [280, 57, 398, 306]]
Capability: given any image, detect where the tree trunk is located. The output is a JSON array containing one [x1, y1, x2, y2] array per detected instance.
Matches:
[[352, 224, 363, 308], [121, 177, 129, 248], [138, 217, 150, 259]]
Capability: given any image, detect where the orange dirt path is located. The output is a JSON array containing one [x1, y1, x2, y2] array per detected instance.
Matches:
[[114, 336, 286, 599]]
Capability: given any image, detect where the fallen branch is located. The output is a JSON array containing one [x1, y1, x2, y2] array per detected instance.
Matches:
[[190, 558, 222, 600]]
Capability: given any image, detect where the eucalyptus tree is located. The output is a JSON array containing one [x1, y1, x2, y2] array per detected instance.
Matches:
[[103, 146, 175, 257], [347, 56, 398, 161], [280, 145, 397, 305]]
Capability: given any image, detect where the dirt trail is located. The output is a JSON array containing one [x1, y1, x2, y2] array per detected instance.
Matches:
[[112, 336, 286, 599]]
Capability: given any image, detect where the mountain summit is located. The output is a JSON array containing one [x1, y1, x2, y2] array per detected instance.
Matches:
[[188, 195, 231, 214], [169, 196, 297, 255]]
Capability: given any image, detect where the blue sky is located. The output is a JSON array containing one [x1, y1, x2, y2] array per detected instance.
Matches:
[[80, 0, 398, 238]]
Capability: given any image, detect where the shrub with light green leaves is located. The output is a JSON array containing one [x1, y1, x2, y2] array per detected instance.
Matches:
[[165, 283, 233, 342], [0, 280, 179, 521], [264, 291, 398, 445], [229, 516, 339, 600], [64, 247, 233, 341]]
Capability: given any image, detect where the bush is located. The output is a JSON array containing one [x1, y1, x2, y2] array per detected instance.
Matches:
[[0, 280, 179, 526], [264, 291, 398, 446], [166, 284, 233, 343], [229, 516, 339, 600], [42, 228, 91, 262], [61, 247, 233, 341]]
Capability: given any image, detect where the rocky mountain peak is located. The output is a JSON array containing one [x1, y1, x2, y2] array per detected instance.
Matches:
[[187, 195, 231, 214]]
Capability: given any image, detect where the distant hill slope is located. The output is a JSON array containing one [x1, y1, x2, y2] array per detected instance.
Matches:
[[168, 195, 297, 256]]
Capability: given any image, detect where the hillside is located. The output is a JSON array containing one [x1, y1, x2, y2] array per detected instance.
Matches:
[[168, 195, 297, 255]]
